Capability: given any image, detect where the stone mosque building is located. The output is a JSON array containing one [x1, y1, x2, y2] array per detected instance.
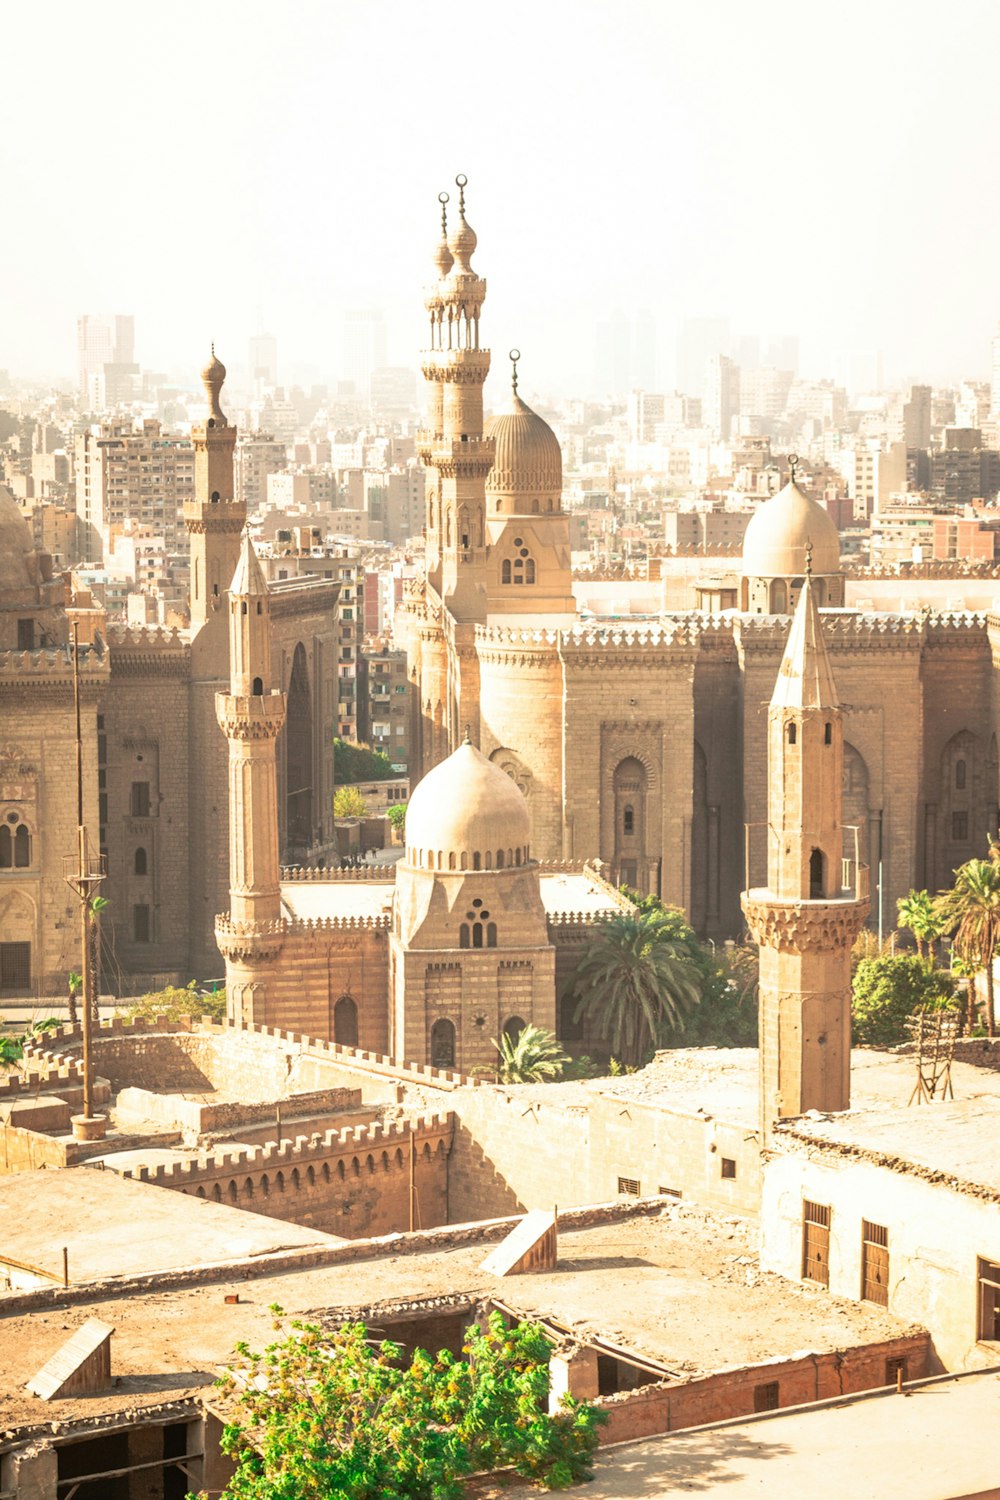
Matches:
[[395, 180, 999, 941], [0, 353, 337, 999]]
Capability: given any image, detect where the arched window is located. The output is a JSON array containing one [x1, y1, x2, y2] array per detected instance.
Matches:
[[502, 559, 512, 584], [473, 852, 481, 870], [525, 559, 536, 583], [503, 1015, 525, 1046], [788, 723, 797, 745], [496, 849, 504, 868], [431, 1018, 455, 1068], [486, 922, 497, 947], [0, 827, 10, 867], [0, 821, 31, 869], [809, 848, 824, 898], [531, 499, 540, 514], [824, 722, 832, 745], [459, 924, 470, 949], [472, 924, 483, 948], [448, 851, 456, 870], [13, 826, 28, 867], [134, 847, 147, 876], [623, 805, 634, 836], [334, 994, 359, 1048], [770, 579, 787, 613], [956, 759, 967, 790], [252, 676, 263, 695]]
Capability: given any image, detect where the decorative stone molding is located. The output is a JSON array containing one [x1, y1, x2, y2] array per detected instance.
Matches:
[[215, 693, 287, 740], [741, 893, 870, 952], [214, 916, 285, 963]]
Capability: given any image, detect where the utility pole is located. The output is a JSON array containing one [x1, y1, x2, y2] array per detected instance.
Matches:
[[63, 623, 107, 1141]]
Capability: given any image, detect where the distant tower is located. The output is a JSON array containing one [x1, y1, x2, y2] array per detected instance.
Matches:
[[215, 532, 287, 1021], [417, 176, 494, 624], [742, 561, 869, 1141], [185, 349, 246, 631]]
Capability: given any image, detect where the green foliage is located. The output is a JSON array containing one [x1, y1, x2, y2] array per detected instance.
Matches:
[[567, 904, 702, 1067], [333, 738, 395, 783], [386, 801, 407, 831], [204, 1308, 605, 1500], [935, 855, 1000, 1034], [897, 889, 946, 959], [0, 1016, 59, 1069], [333, 785, 369, 819], [494, 1023, 570, 1084], [121, 979, 226, 1024], [851, 955, 957, 1048]]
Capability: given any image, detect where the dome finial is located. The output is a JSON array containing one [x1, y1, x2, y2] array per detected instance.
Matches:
[[788, 452, 799, 485], [804, 539, 813, 577], [456, 173, 467, 217], [439, 190, 449, 237], [201, 345, 227, 424], [448, 174, 477, 271], [463, 723, 471, 745], [509, 348, 521, 396], [433, 191, 454, 277]]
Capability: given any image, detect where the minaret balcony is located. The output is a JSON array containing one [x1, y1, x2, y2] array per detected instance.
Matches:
[[215, 689, 287, 739], [743, 822, 871, 903]]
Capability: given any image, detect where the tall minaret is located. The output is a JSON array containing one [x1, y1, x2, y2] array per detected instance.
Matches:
[[215, 533, 287, 1018], [185, 348, 246, 630], [417, 175, 494, 623], [742, 557, 870, 1141]]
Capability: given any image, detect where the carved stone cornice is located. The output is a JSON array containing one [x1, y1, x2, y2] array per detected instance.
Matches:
[[215, 691, 287, 740], [741, 891, 870, 953], [215, 915, 285, 964]]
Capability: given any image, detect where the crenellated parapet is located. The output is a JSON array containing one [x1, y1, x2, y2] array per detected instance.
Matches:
[[281, 864, 397, 882], [0, 642, 109, 690]]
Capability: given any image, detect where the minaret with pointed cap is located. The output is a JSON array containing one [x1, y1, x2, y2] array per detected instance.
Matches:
[[184, 348, 246, 631], [417, 175, 494, 625], [214, 532, 287, 1015], [742, 564, 869, 1140]]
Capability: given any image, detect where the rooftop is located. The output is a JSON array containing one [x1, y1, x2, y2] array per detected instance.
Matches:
[[494, 1368, 1000, 1500], [0, 1203, 911, 1432], [278, 868, 619, 924]]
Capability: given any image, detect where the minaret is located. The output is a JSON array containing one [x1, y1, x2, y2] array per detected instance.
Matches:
[[417, 175, 494, 623], [185, 348, 246, 630], [741, 556, 870, 1141], [214, 533, 286, 1017]]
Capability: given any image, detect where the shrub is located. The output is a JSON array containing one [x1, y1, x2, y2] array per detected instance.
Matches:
[[851, 955, 957, 1048], [120, 979, 226, 1024]]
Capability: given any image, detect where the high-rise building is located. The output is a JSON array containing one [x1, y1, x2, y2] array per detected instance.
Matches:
[[248, 333, 278, 392], [77, 314, 134, 404], [235, 431, 288, 511], [704, 354, 740, 439], [593, 309, 631, 395], [74, 418, 195, 563], [765, 335, 799, 376], [676, 317, 730, 397], [626, 391, 666, 444], [990, 324, 1000, 420], [902, 384, 932, 449], [343, 310, 387, 400]]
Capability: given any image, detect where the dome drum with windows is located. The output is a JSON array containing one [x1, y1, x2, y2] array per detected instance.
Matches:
[[404, 737, 531, 873], [740, 465, 845, 613]]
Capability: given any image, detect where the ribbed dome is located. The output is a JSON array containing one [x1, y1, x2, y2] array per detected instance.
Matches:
[[742, 479, 841, 579], [201, 345, 227, 423], [405, 740, 531, 872], [486, 392, 562, 511]]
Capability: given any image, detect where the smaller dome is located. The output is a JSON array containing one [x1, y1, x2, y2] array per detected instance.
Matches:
[[0, 486, 37, 593], [448, 175, 477, 273], [434, 236, 454, 278], [486, 391, 562, 510], [742, 478, 841, 579], [405, 739, 531, 872]]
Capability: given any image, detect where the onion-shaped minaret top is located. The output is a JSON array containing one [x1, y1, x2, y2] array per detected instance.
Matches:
[[433, 191, 454, 278], [448, 173, 478, 272], [201, 343, 227, 424]]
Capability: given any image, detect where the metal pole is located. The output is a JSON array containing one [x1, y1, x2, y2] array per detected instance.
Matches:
[[72, 625, 94, 1122]]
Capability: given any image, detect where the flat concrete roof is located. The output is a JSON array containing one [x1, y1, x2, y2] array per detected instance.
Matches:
[[779, 1095, 1000, 1197], [493, 1369, 1000, 1500], [0, 1203, 913, 1431], [280, 879, 394, 922], [514, 1046, 1000, 1142], [278, 870, 618, 924], [0, 1169, 344, 1288]]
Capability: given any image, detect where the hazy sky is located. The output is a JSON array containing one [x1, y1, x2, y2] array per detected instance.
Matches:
[[5, 0, 1000, 394]]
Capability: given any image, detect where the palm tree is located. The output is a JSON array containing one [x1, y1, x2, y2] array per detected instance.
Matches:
[[568, 909, 703, 1068], [897, 889, 945, 962], [935, 858, 1000, 1035], [493, 1024, 570, 1084]]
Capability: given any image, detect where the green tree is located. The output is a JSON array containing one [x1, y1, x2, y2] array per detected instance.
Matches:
[[851, 955, 957, 1048], [386, 801, 407, 832], [120, 979, 226, 1024], [493, 1023, 570, 1084], [333, 738, 395, 783], [935, 857, 1000, 1035], [567, 907, 702, 1067], [0, 1016, 59, 1070], [333, 785, 369, 819], [897, 889, 946, 961], [200, 1308, 604, 1500]]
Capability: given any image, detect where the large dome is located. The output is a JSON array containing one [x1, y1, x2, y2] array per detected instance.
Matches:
[[486, 391, 562, 512], [0, 486, 38, 593], [405, 739, 531, 872], [742, 479, 841, 579]]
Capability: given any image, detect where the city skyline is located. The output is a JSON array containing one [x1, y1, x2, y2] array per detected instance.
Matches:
[[4, 0, 1000, 392]]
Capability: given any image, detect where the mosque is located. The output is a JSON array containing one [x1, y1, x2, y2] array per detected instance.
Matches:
[[394, 180, 999, 941]]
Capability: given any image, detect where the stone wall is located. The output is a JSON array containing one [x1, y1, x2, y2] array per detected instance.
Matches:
[[120, 1113, 453, 1239], [592, 1332, 931, 1443]]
